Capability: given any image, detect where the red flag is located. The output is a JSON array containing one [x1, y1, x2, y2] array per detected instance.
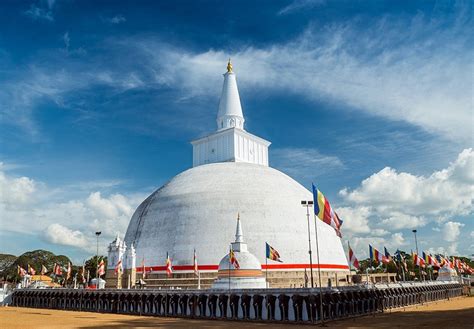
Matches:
[[413, 253, 426, 268], [114, 259, 122, 276], [18, 265, 27, 277], [54, 263, 63, 275], [166, 252, 173, 277], [193, 249, 199, 276], [141, 259, 146, 279], [97, 259, 105, 277], [28, 264, 36, 275], [66, 262, 72, 280], [348, 246, 360, 269]]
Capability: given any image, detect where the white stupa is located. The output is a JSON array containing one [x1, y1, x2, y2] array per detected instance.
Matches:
[[212, 215, 266, 289], [114, 60, 349, 286]]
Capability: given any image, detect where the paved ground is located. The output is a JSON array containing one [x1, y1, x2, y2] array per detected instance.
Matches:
[[1, 296, 473, 328]]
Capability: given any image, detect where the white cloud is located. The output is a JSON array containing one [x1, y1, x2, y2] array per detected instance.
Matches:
[[0, 168, 36, 208], [348, 232, 407, 258], [337, 206, 370, 234], [24, 0, 55, 21], [380, 213, 426, 230], [3, 6, 472, 143], [104, 15, 126, 24], [272, 148, 343, 182], [0, 164, 145, 255], [44, 223, 91, 251], [339, 149, 473, 257], [63, 32, 70, 50], [278, 0, 326, 15], [340, 149, 474, 218], [470, 231, 474, 238], [443, 221, 464, 242]]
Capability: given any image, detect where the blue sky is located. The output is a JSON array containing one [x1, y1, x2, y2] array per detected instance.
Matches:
[[0, 0, 472, 263]]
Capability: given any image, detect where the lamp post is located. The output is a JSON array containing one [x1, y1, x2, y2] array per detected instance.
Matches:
[[412, 230, 419, 255], [412, 229, 422, 281], [301, 200, 314, 288], [95, 231, 101, 289]]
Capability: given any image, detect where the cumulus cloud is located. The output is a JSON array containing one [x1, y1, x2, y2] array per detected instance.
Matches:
[[443, 221, 464, 242], [0, 164, 144, 255], [339, 149, 473, 257], [340, 149, 474, 218], [380, 213, 427, 230], [337, 206, 371, 234], [0, 165, 37, 208], [44, 223, 91, 250]]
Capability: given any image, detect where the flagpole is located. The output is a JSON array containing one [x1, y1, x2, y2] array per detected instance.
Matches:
[[265, 248, 268, 289], [348, 241, 352, 285], [228, 246, 231, 293], [313, 213, 324, 325], [302, 201, 314, 288]]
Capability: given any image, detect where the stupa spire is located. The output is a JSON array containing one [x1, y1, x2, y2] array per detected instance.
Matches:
[[217, 59, 245, 131], [235, 213, 243, 243]]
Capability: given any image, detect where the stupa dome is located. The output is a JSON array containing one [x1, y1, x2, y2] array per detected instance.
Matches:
[[123, 162, 348, 272]]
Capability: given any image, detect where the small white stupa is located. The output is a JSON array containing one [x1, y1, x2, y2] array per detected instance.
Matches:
[[437, 264, 458, 281], [212, 215, 266, 289]]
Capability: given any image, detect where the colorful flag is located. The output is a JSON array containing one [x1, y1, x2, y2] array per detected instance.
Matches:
[[348, 246, 359, 269], [413, 252, 426, 268], [81, 264, 86, 283], [97, 259, 105, 277], [114, 259, 122, 276], [17, 265, 27, 277], [166, 252, 173, 277], [369, 245, 387, 264], [54, 263, 63, 276], [193, 249, 199, 276], [66, 262, 72, 280], [141, 258, 147, 279], [41, 264, 48, 275], [27, 264, 36, 275], [395, 250, 408, 272], [383, 247, 392, 264], [312, 184, 343, 237], [229, 248, 240, 269], [266, 242, 282, 262]]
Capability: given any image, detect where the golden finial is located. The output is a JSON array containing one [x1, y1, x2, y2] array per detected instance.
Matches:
[[227, 58, 233, 73]]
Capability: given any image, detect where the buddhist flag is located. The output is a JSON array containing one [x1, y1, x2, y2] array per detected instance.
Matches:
[[312, 184, 342, 237], [66, 262, 72, 280], [266, 243, 282, 262], [81, 264, 86, 283], [114, 259, 122, 276], [97, 259, 105, 277], [369, 245, 387, 264], [166, 252, 173, 277], [28, 264, 36, 275], [141, 258, 147, 279], [395, 250, 408, 272], [229, 248, 240, 269], [348, 246, 360, 269], [383, 247, 392, 264], [41, 264, 48, 275], [54, 263, 63, 276], [413, 252, 425, 268], [193, 249, 199, 276], [17, 265, 27, 277]]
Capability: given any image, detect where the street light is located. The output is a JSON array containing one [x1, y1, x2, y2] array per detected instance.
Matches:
[[301, 200, 314, 288], [95, 231, 101, 289], [412, 230, 419, 255]]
